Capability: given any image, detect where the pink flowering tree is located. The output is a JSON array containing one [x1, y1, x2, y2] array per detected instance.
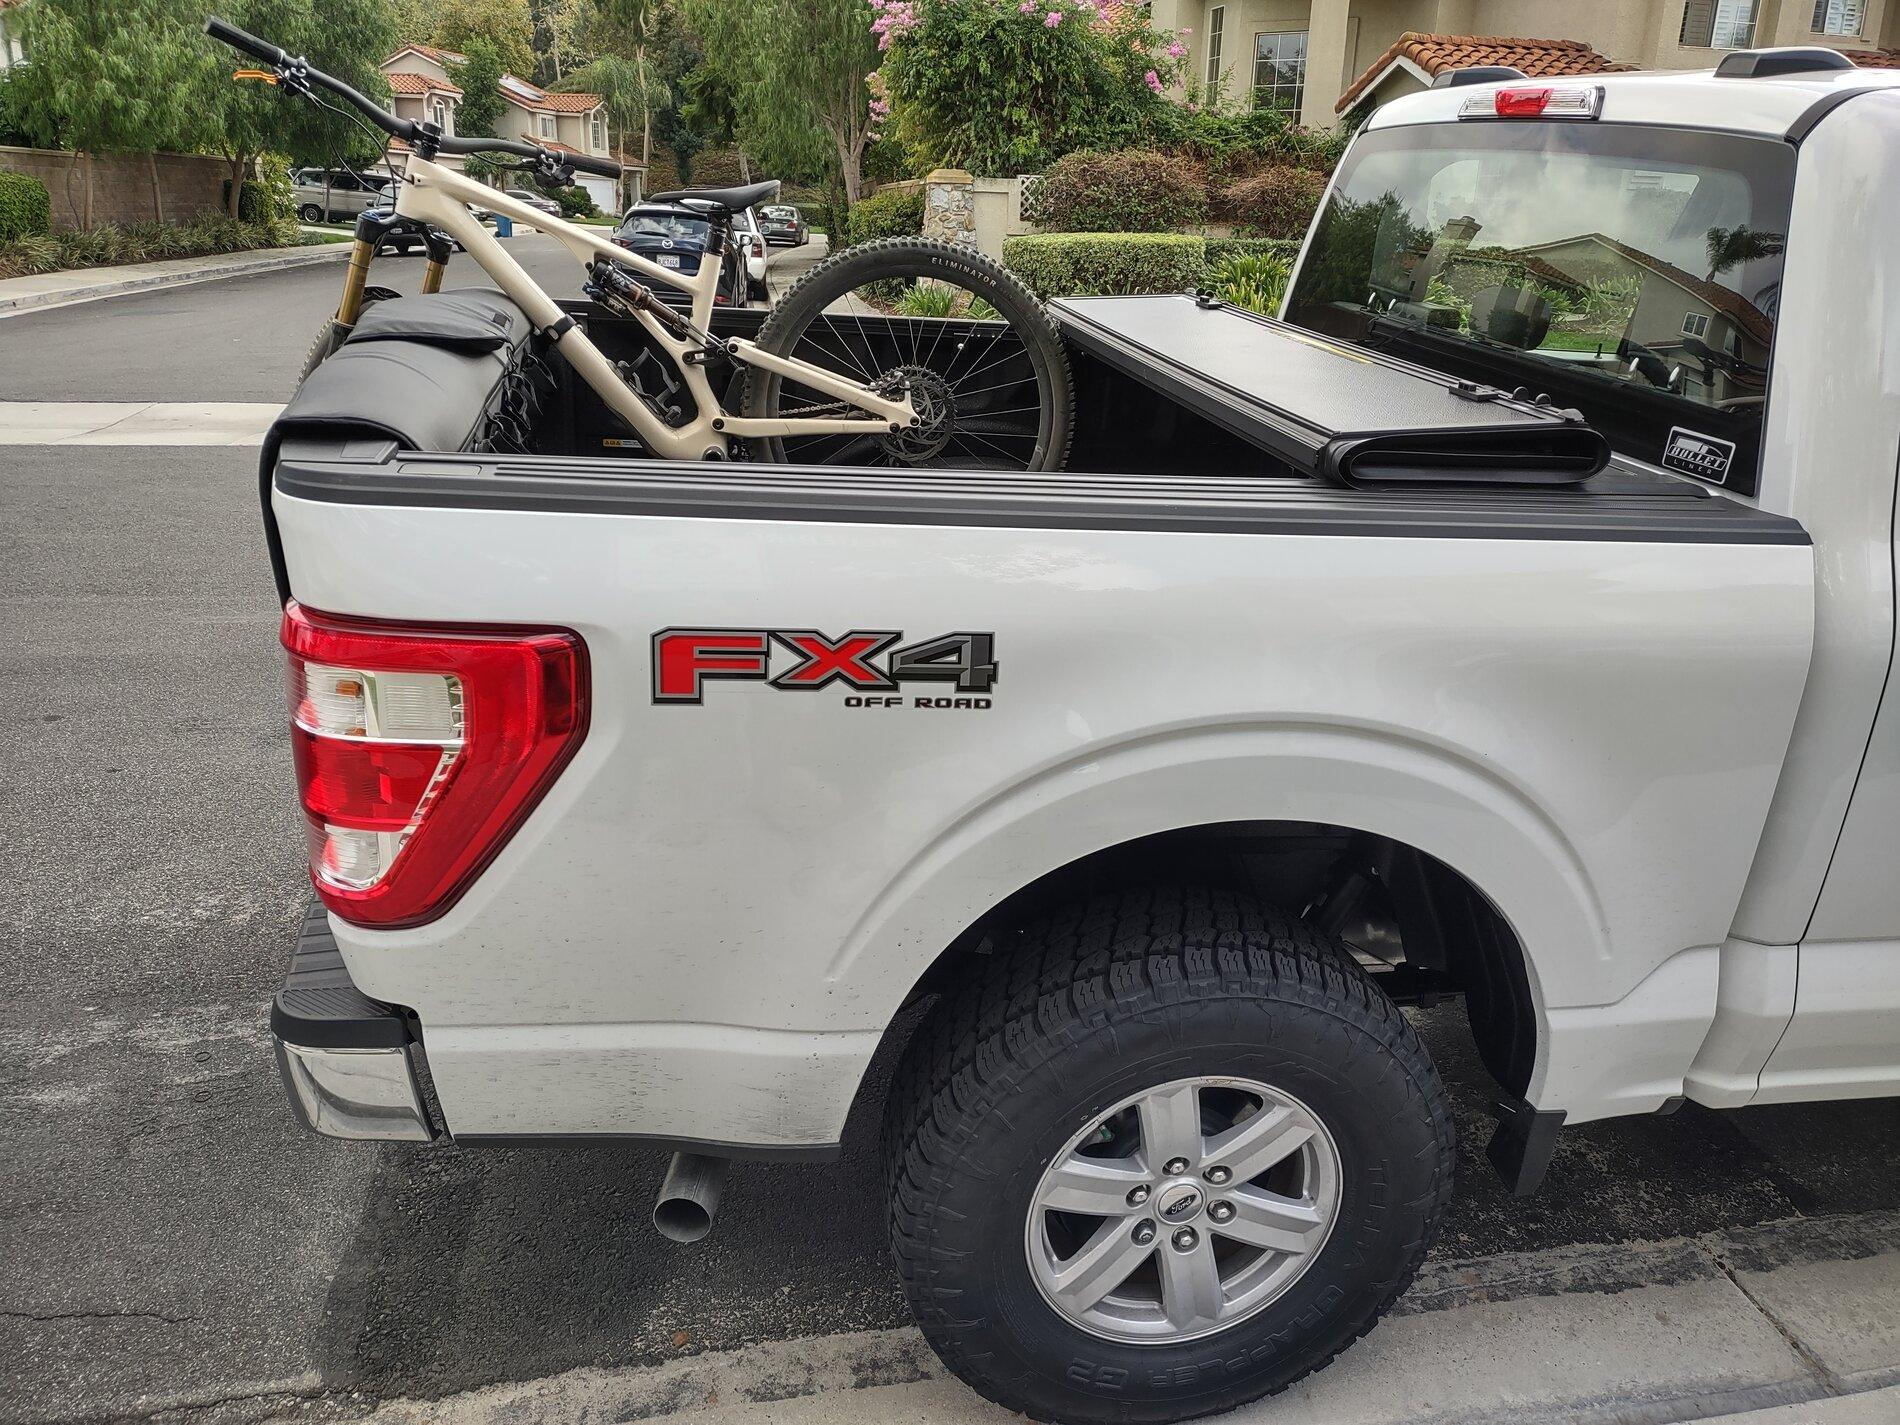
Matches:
[[876, 0, 1183, 175]]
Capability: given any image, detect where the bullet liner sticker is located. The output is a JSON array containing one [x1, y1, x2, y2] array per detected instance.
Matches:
[[1662, 427, 1736, 485]]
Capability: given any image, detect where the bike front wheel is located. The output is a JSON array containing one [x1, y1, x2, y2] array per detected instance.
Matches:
[[741, 236, 1073, 472]]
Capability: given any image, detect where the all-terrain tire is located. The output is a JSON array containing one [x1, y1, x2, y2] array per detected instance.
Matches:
[[741, 235, 1073, 471], [883, 885, 1454, 1425]]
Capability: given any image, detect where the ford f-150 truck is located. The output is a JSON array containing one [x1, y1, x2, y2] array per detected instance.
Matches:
[[259, 51, 1900, 1425]]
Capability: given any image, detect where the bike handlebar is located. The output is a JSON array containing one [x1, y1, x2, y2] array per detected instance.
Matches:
[[203, 15, 622, 180]]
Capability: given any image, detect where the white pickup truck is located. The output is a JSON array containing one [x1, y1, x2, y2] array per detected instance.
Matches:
[[260, 51, 1900, 1425]]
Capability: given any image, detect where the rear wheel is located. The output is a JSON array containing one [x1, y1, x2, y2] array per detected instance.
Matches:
[[885, 886, 1453, 1425], [741, 236, 1072, 472]]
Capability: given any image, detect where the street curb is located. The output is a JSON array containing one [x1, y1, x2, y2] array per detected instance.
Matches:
[[0, 243, 352, 318]]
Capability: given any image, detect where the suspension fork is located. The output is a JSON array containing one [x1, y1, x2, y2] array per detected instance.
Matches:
[[421, 226, 453, 295]]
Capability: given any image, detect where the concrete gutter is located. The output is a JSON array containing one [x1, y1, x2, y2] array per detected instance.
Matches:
[[0, 241, 351, 318], [334, 1210, 1900, 1425]]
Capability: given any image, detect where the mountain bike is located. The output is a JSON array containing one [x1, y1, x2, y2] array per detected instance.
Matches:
[[207, 17, 1072, 470]]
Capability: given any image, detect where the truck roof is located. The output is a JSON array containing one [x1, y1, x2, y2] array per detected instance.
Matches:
[[1365, 59, 1900, 140]]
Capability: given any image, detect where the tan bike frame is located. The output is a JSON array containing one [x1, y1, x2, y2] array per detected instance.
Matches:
[[369, 155, 916, 461]]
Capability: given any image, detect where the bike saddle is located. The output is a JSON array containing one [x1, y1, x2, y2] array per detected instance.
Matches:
[[644, 180, 781, 213]]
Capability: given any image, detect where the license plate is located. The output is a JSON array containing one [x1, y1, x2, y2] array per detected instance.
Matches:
[[657, 253, 682, 269]]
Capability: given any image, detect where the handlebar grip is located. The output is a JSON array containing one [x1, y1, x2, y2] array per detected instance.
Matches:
[[565, 152, 624, 180], [204, 16, 284, 67]]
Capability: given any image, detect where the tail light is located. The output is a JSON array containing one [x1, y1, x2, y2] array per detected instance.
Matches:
[[282, 603, 589, 929], [1460, 84, 1603, 120]]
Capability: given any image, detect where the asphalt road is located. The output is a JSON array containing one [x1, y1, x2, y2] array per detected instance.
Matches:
[[3, 237, 1900, 1424]]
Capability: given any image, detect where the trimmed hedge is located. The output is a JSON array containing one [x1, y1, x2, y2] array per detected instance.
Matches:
[[1002, 232, 1206, 299], [0, 170, 52, 243], [1022, 149, 1207, 234], [841, 187, 924, 249]]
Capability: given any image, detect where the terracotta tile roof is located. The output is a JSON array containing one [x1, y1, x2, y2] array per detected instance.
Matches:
[[534, 90, 603, 112], [386, 71, 462, 98], [1852, 48, 1900, 68], [1337, 33, 1633, 113], [1515, 232, 1774, 346], [386, 41, 465, 66]]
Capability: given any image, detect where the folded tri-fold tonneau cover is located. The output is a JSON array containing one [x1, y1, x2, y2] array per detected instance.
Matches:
[[1048, 293, 1610, 488]]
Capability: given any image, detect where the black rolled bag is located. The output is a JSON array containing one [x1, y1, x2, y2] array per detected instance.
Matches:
[[270, 288, 549, 455]]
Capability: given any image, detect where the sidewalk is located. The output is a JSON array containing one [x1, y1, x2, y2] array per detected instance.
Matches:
[[342, 1210, 1900, 1425], [0, 241, 351, 317]]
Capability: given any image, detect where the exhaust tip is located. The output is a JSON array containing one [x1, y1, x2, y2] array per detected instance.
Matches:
[[653, 1151, 729, 1244], [653, 1195, 714, 1243]]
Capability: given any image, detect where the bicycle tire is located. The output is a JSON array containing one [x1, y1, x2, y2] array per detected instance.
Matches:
[[740, 237, 1072, 472]]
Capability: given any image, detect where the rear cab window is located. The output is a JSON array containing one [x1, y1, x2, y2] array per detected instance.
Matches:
[[1286, 121, 1793, 495]]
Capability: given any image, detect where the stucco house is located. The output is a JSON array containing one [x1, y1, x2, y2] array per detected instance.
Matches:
[[1149, 0, 1900, 128], [380, 43, 640, 212]]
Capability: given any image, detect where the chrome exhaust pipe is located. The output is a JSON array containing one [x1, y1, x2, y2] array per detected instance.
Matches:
[[653, 1151, 728, 1243]]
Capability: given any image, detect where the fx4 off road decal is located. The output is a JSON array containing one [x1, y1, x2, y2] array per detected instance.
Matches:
[[653, 628, 997, 706]]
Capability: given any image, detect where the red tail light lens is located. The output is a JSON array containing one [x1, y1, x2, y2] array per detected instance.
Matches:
[[282, 603, 589, 929]]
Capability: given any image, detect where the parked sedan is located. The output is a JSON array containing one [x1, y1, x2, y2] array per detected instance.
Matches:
[[758, 203, 808, 246], [612, 202, 744, 308], [503, 187, 565, 219]]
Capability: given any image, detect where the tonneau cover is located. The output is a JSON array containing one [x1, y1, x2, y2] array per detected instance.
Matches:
[[1050, 293, 1610, 488]]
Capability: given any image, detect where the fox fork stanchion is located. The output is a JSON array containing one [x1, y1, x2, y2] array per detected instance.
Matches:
[[422, 228, 453, 295]]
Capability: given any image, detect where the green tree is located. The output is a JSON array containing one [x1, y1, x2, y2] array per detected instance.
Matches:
[[450, 37, 508, 137], [683, 0, 874, 201], [448, 36, 508, 186], [569, 0, 668, 186], [387, 0, 439, 46], [652, 25, 706, 185], [434, 0, 535, 75], [7, 0, 207, 225], [879, 0, 1178, 177], [1704, 225, 1784, 282], [532, 0, 597, 83], [197, 0, 396, 217]]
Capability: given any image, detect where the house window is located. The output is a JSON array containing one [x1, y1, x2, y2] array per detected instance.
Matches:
[[430, 99, 446, 129], [540, 113, 555, 138], [1206, 6, 1225, 87], [1811, 0, 1864, 34], [1682, 312, 1711, 338], [1252, 30, 1307, 114], [1680, 0, 1759, 48], [591, 114, 605, 151]]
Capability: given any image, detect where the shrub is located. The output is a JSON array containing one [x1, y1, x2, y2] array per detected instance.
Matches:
[[240, 154, 296, 228], [841, 186, 924, 249], [1144, 101, 1346, 180], [1220, 165, 1327, 240], [1023, 149, 1206, 234], [0, 215, 291, 280], [1206, 249, 1293, 315], [0, 170, 51, 242], [1003, 232, 1205, 299], [553, 186, 600, 220], [1204, 236, 1299, 268]]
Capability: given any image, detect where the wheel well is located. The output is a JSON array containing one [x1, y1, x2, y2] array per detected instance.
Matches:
[[894, 821, 1537, 1100]]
